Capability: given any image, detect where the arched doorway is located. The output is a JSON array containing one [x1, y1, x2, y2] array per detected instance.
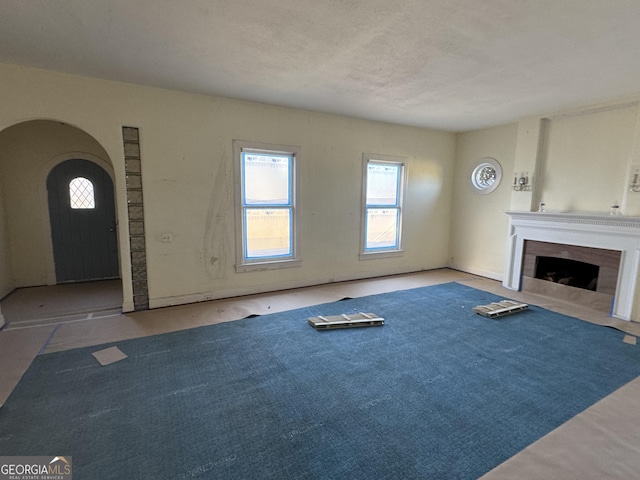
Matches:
[[0, 120, 124, 328], [47, 159, 119, 283]]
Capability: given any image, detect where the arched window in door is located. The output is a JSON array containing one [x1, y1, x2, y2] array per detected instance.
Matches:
[[69, 177, 95, 209]]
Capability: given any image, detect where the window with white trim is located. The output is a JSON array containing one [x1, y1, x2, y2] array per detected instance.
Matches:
[[234, 141, 300, 272], [361, 155, 406, 257]]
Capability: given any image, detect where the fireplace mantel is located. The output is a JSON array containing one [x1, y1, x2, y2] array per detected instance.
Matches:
[[504, 211, 640, 320], [506, 211, 640, 230]]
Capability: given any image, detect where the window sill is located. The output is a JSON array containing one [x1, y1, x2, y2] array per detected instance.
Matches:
[[359, 250, 404, 261], [235, 258, 302, 273]]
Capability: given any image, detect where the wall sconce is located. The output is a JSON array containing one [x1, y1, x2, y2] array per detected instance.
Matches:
[[512, 172, 531, 192], [629, 169, 640, 192]]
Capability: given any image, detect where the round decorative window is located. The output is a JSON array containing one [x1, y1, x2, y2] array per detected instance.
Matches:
[[470, 157, 502, 194]]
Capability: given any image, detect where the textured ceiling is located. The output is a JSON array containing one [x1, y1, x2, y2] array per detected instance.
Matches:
[[1, 0, 639, 131]]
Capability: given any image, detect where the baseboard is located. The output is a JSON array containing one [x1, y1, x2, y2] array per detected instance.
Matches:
[[448, 264, 503, 282], [149, 265, 450, 310], [149, 291, 219, 309]]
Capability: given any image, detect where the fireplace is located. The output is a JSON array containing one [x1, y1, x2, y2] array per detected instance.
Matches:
[[504, 212, 640, 320], [520, 240, 621, 313]]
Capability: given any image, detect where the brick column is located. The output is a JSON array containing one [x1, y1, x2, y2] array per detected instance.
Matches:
[[122, 127, 149, 310]]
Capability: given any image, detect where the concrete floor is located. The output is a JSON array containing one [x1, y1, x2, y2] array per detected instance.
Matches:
[[1, 279, 122, 330]]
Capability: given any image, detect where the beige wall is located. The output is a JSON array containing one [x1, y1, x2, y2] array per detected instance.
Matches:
[[0, 182, 5, 326], [0, 179, 10, 299], [538, 104, 639, 213], [3, 60, 638, 312], [0, 62, 455, 309], [451, 99, 640, 289], [135, 96, 456, 307], [450, 124, 518, 279], [510, 101, 640, 216], [141, 105, 454, 305], [0, 120, 112, 288]]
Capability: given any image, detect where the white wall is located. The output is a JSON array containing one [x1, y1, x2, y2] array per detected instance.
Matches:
[[0, 62, 456, 309], [450, 124, 518, 280]]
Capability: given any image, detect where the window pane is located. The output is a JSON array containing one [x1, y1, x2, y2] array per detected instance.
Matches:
[[69, 177, 95, 209], [366, 164, 399, 206], [245, 208, 291, 258], [365, 208, 398, 249], [243, 153, 291, 205]]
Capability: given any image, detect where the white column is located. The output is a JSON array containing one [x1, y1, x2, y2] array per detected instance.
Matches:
[[622, 103, 640, 216], [510, 117, 548, 212]]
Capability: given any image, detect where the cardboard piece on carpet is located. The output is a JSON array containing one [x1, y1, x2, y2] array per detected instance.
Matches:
[[92, 346, 128, 366], [473, 300, 528, 318], [623, 335, 637, 345], [308, 312, 384, 330]]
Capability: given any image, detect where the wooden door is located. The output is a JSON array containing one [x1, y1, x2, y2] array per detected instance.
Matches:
[[47, 159, 119, 282]]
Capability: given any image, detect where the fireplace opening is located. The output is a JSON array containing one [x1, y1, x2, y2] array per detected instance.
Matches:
[[534, 256, 599, 291], [521, 240, 621, 313]]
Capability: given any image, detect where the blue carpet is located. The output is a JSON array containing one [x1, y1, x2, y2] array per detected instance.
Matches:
[[2, 282, 640, 479]]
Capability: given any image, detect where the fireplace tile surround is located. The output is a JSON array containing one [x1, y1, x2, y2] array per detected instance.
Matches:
[[504, 212, 640, 321]]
